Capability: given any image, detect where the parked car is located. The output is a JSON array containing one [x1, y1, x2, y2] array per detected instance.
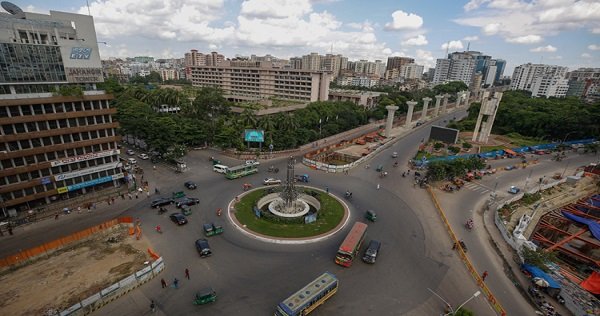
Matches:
[[362, 240, 381, 264], [263, 178, 282, 185], [505, 165, 515, 170], [175, 197, 200, 208], [184, 181, 197, 190], [127, 158, 137, 165], [245, 160, 260, 166], [392, 152, 398, 158], [126, 149, 135, 155], [195, 238, 212, 258], [151, 197, 174, 208], [416, 121, 424, 126], [508, 186, 521, 194], [169, 213, 188, 225], [138, 153, 149, 160]]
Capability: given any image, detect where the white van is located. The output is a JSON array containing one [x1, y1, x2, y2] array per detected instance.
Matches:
[[127, 158, 137, 165], [213, 164, 228, 174]]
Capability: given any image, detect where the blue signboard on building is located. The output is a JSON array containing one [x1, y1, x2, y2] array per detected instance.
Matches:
[[244, 129, 264, 143]]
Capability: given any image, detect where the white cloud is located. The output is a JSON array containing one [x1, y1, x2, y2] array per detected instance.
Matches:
[[464, 0, 490, 11], [482, 23, 501, 35], [530, 45, 557, 52], [581, 53, 591, 58], [538, 1, 600, 23], [455, 1, 600, 43], [415, 49, 435, 69], [240, 0, 312, 19], [401, 35, 428, 46], [384, 10, 423, 30], [588, 44, 600, 51], [463, 35, 479, 41], [441, 40, 464, 51], [548, 55, 563, 60], [346, 21, 374, 32], [506, 35, 543, 44]]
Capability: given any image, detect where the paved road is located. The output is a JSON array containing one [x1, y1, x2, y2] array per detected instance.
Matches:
[[436, 150, 598, 315], [1, 107, 517, 316]]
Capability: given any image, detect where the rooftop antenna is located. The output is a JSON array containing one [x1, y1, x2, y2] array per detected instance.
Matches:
[[86, 0, 90, 16], [445, 41, 449, 57], [467, 41, 470, 52], [330, 43, 333, 54]]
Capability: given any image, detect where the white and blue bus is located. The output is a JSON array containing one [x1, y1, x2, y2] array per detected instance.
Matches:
[[274, 272, 338, 316]]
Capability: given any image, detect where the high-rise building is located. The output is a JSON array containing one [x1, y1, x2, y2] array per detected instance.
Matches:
[[432, 52, 476, 85], [386, 57, 414, 71], [494, 59, 506, 83], [566, 68, 600, 103], [302, 53, 321, 71], [289, 57, 302, 69], [510, 63, 568, 93], [399, 63, 424, 80], [206, 51, 224, 66], [190, 61, 330, 104], [184, 49, 207, 67], [530, 76, 569, 98], [0, 5, 120, 215]]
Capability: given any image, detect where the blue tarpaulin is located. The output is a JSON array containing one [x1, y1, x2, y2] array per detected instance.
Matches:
[[521, 264, 561, 289], [561, 211, 600, 242]]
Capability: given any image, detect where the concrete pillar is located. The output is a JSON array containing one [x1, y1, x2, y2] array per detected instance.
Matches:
[[421, 97, 431, 121], [384, 105, 398, 137], [405, 100, 417, 127], [464, 91, 471, 107], [433, 95, 443, 117], [456, 92, 463, 108], [441, 94, 449, 114]]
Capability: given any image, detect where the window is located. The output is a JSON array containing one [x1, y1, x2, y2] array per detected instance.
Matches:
[[26, 122, 37, 132], [21, 105, 32, 115], [24, 155, 36, 164], [52, 135, 62, 144], [12, 189, 23, 199], [43, 104, 54, 114], [58, 119, 68, 128], [46, 152, 56, 160], [38, 121, 48, 131], [72, 133, 81, 141], [1, 159, 12, 169], [7, 175, 18, 184], [14, 123, 25, 133], [75, 147, 84, 155], [42, 137, 52, 146], [65, 148, 74, 156], [40, 168, 50, 176], [35, 154, 46, 162], [9, 106, 20, 116], [19, 140, 31, 149], [48, 120, 58, 129], [2, 125, 14, 135], [13, 157, 24, 166], [18, 173, 30, 181]]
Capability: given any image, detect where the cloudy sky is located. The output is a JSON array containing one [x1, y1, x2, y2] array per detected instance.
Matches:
[[12, 0, 600, 74]]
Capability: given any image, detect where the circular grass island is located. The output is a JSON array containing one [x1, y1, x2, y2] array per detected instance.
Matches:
[[233, 187, 346, 238]]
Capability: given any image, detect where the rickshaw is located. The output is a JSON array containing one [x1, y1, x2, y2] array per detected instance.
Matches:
[[376, 164, 384, 172], [193, 287, 217, 305], [172, 191, 185, 199], [365, 210, 377, 222]]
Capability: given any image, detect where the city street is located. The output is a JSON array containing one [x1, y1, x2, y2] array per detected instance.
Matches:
[[2, 108, 597, 316]]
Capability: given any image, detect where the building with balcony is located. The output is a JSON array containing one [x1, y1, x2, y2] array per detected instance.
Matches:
[[189, 60, 330, 104], [0, 5, 120, 215]]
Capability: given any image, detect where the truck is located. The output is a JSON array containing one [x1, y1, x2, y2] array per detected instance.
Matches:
[[203, 223, 224, 237]]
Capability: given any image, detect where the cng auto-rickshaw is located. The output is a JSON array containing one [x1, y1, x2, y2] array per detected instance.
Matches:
[[193, 287, 217, 305], [365, 210, 377, 222], [376, 165, 384, 172]]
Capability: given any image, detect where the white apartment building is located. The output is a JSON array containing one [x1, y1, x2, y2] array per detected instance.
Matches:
[[160, 69, 179, 81], [530, 76, 569, 98], [302, 53, 321, 71], [432, 52, 478, 86], [190, 60, 330, 103], [432, 59, 451, 84], [399, 63, 424, 80], [510, 63, 568, 91]]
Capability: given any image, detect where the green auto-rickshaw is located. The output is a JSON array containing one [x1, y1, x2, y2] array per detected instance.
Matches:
[[193, 287, 217, 305], [365, 210, 377, 222]]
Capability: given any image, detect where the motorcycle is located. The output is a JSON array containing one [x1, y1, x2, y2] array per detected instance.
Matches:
[[216, 208, 222, 216], [393, 162, 399, 168], [344, 191, 353, 200], [155, 225, 162, 234]]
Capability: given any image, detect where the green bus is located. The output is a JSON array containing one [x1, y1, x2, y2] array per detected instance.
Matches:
[[275, 272, 338, 316], [224, 164, 258, 179]]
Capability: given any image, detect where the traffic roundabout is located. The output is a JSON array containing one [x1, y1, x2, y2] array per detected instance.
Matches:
[[227, 186, 350, 244]]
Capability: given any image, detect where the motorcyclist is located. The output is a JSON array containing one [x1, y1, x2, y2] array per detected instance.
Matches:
[[216, 208, 222, 216], [393, 161, 399, 167], [402, 172, 406, 177], [155, 225, 162, 233]]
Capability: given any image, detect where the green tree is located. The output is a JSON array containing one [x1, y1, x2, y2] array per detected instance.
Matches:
[[239, 108, 258, 128], [519, 246, 558, 272]]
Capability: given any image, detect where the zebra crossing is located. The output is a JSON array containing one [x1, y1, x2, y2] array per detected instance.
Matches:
[[462, 182, 490, 194]]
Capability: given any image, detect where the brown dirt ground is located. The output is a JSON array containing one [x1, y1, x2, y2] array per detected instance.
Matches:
[[0, 227, 152, 316]]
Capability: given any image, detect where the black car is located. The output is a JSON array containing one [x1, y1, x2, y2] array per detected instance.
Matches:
[[184, 181, 197, 190], [169, 213, 188, 225], [151, 197, 174, 208], [176, 197, 200, 208], [195, 238, 212, 257], [362, 240, 381, 264]]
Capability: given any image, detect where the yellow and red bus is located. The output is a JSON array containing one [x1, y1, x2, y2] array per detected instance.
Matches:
[[335, 222, 368, 267], [274, 272, 338, 316]]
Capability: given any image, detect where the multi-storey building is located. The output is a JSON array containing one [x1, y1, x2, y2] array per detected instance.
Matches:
[[433, 51, 503, 87], [206, 52, 224, 66], [184, 49, 207, 67], [566, 68, 600, 103], [289, 57, 302, 70], [302, 53, 321, 71], [530, 76, 569, 98], [399, 63, 424, 80], [189, 60, 330, 103], [510, 63, 568, 91], [386, 57, 414, 71], [0, 5, 120, 215], [160, 69, 179, 81]]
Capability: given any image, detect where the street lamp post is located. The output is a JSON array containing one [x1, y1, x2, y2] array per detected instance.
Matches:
[[561, 131, 576, 146], [427, 288, 481, 315]]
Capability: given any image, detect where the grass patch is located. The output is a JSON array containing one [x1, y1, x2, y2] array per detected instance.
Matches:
[[481, 145, 505, 152], [234, 188, 345, 238]]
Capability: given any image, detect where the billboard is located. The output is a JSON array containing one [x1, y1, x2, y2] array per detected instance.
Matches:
[[244, 129, 264, 143], [429, 126, 459, 144]]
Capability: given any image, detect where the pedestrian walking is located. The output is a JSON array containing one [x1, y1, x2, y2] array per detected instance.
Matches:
[[482, 270, 489, 281], [147, 191, 150, 198], [135, 192, 139, 199], [54, 213, 59, 220], [376, 183, 380, 190], [173, 278, 179, 289], [128, 193, 132, 200], [185, 268, 190, 280], [160, 278, 167, 288], [77, 206, 82, 214], [326, 187, 329, 194], [150, 300, 156, 312]]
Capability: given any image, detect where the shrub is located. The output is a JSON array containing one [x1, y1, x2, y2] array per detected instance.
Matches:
[[462, 142, 472, 149], [448, 146, 460, 154], [434, 142, 445, 150]]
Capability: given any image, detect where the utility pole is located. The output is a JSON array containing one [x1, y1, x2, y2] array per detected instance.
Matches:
[[524, 169, 533, 192]]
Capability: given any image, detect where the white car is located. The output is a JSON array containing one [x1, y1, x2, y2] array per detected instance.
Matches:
[[138, 153, 149, 160], [263, 178, 282, 185], [127, 158, 137, 165], [245, 160, 260, 166], [392, 152, 398, 158], [126, 149, 135, 155]]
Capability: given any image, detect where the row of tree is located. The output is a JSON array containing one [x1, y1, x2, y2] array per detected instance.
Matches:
[[449, 90, 600, 141]]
